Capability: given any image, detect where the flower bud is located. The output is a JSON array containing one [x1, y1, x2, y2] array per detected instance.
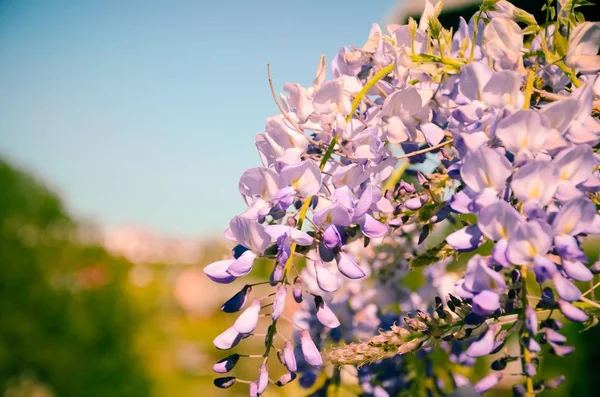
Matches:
[[214, 376, 236, 389], [276, 372, 297, 386], [213, 326, 243, 350], [314, 296, 341, 328], [282, 341, 297, 372], [272, 285, 287, 321], [257, 364, 268, 394], [249, 381, 258, 397], [213, 354, 240, 374], [293, 276, 303, 303], [474, 373, 502, 394], [221, 285, 252, 313], [300, 329, 323, 367], [315, 261, 340, 292], [233, 299, 261, 334]]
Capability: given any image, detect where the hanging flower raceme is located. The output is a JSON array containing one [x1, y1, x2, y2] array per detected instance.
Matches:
[[204, 0, 600, 395]]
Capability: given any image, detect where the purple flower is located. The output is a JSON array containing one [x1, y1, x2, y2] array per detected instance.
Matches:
[[483, 18, 523, 69], [507, 220, 553, 264], [460, 255, 506, 297], [280, 160, 322, 197], [471, 290, 500, 315], [460, 146, 512, 194], [511, 161, 559, 206], [495, 109, 549, 159], [446, 225, 483, 252]]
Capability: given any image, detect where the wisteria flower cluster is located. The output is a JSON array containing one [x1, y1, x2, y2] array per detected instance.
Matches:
[[204, 0, 600, 395]]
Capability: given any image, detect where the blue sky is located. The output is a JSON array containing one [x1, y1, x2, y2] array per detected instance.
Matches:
[[0, 0, 398, 237]]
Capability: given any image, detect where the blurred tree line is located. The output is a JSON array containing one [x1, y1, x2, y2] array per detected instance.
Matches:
[[0, 159, 150, 396]]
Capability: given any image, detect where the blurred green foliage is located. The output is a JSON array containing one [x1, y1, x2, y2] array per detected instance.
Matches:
[[0, 159, 150, 396]]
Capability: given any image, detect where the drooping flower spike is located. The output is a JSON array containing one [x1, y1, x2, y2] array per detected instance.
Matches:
[[204, 0, 600, 394]]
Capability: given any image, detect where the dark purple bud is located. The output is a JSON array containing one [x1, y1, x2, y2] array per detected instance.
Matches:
[[318, 241, 335, 262], [257, 364, 268, 394], [418, 225, 430, 245], [282, 341, 297, 372], [464, 312, 486, 325], [435, 296, 443, 310], [276, 372, 297, 386], [214, 376, 236, 389], [513, 384, 526, 396], [314, 296, 341, 328], [272, 285, 287, 321], [491, 357, 508, 371], [293, 276, 303, 303], [431, 206, 450, 223], [213, 354, 240, 373], [221, 285, 252, 313], [537, 287, 556, 309], [310, 196, 319, 209], [300, 329, 323, 367], [232, 244, 250, 259], [511, 269, 521, 284]]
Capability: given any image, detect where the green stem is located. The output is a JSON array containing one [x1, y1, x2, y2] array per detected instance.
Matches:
[[523, 68, 536, 110], [520, 265, 535, 397]]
